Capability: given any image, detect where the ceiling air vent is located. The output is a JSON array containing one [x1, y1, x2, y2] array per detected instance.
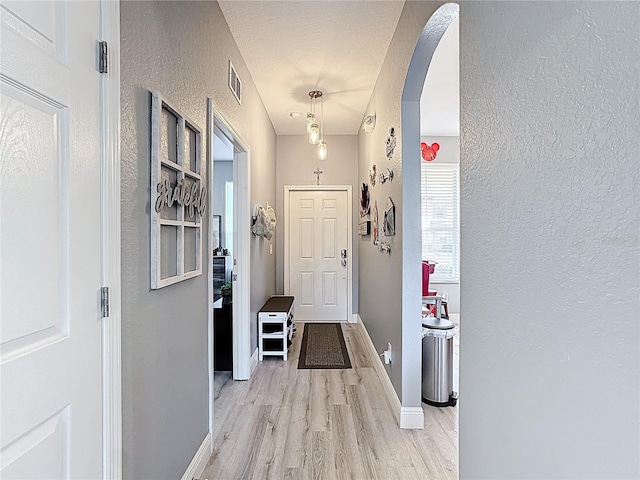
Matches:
[[228, 60, 242, 105]]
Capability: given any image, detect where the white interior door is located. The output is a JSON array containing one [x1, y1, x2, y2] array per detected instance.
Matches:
[[287, 189, 349, 321], [1, 1, 103, 478]]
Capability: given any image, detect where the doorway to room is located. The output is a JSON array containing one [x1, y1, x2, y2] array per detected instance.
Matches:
[[206, 99, 252, 435], [399, 0, 459, 437], [212, 132, 234, 379], [418, 12, 460, 396]]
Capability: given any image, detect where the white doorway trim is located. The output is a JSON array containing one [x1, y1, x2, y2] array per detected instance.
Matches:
[[283, 185, 353, 323], [206, 98, 252, 436], [100, 1, 122, 477], [400, 2, 459, 425]]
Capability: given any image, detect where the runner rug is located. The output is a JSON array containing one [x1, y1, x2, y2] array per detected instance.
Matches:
[[297, 323, 352, 369]]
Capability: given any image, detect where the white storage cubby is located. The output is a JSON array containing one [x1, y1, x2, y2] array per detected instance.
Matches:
[[258, 296, 294, 361]]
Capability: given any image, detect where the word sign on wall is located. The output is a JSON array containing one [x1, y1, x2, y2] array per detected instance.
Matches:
[[150, 90, 206, 289], [155, 178, 206, 217]]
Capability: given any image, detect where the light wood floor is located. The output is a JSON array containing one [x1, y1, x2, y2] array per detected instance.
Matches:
[[204, 322, 458, 480]]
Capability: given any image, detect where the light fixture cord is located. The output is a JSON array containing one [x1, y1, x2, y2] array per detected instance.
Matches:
[[320, 94, 324, 139]]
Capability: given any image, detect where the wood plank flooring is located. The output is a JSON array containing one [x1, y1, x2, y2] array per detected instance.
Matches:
[[205, 323, 458, 480]]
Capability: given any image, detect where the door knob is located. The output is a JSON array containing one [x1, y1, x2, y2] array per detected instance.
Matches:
[[341, 249, 347, 259]]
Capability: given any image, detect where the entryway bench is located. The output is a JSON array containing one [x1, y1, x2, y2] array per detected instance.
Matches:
[[258, 296, 295, 361]]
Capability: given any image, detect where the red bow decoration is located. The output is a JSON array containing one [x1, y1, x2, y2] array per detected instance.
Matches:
[[421, 142, 440, 161]]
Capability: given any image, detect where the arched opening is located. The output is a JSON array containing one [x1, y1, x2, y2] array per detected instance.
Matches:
[[400, 2, 459, 429]]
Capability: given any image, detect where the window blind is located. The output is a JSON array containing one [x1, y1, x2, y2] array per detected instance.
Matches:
[[421, 163, 459, 283]]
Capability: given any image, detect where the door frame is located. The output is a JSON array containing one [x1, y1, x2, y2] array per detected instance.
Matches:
[[284, 185, 353, 322], [100, 1, 122, 478], [206, 98, 252, 434]]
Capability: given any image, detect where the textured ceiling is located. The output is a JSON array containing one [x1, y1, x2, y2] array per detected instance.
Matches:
[[218, 1, 405, 135], [421, 16, 459, 136]]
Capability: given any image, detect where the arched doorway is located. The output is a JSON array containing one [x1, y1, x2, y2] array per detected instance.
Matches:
[[400, 2, 459, 425]]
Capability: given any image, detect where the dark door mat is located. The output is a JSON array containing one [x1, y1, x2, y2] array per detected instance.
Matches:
[[297, 323, 352, 369]]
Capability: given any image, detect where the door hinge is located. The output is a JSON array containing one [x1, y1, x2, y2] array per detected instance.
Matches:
[[99, 41, 108, 74], [231, 273, 238, 281], [101, 287, 110, 318]]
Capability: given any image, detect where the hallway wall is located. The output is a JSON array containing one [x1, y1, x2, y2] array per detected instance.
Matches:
[[358, 1, 444, 404], [275, 135, 359, 313], [460, 2, 639, 478], [120, 2, 276, 478]]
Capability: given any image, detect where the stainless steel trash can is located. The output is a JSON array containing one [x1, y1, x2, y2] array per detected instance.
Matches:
[[422, 316, 458, 407]]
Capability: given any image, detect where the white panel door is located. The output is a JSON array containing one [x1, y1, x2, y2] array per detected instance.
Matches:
[[1, 1, 103, 478], [288, 190, 348, 321]]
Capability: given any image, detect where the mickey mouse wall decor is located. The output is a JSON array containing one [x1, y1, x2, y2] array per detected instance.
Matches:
[[421, 142, 440, 161], [360, 182, 370, 217], [386, 128, 396, 161], [369, 165, 377, 186]]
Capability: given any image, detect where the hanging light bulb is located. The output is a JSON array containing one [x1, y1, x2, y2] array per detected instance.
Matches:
[[308, 122, 320, 144], [317, 140, 328, 161], [306, 112, 315, 133]]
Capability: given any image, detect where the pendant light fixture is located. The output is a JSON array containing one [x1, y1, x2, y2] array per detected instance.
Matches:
[[307, 90, 322, 145], [317, 139, 328, 161], [317, 90, 328, 160], [308, 90, 327, 160]]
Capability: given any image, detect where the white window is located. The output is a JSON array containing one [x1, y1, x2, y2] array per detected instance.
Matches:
[[421, 163, 459, 283]]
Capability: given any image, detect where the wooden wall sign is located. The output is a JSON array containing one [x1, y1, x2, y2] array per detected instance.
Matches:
[[150, 91, 206, 289]]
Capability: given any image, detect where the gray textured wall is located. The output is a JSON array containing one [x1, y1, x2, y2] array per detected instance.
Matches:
[[358, 1, 442, 403], [459, 2, 640, 478], [275, 135, 359, 313], [120, 2, 276, 478]]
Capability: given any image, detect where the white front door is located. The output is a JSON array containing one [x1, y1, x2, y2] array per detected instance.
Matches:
[[287, 189, 349, 321], [1, 1, 104, 478]]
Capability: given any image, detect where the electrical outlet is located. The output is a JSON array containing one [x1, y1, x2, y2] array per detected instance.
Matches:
[[383, 350, 391, 364]]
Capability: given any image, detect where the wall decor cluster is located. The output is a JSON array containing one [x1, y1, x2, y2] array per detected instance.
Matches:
[[365, 126, 398, 253], [377, 241, 391, 254], [383, 197, 396, 236], [385, 127, 396, 161], [358, 221, 371, 236], [150, 91, 206, 289], [369, 165, 377, 186], [361, 114, 376, 133], [372, 200, 379, 244], [372, 197, 391, 254], [421, 141, 440, 161], [378, 168, 394, 184], [360, 183, 370, 217]]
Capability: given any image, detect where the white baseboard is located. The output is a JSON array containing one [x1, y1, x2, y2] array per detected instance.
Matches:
[[400, 407, 425, 429], [250, 348, 258, 375], [357, 319, 402, 423], [357, 317, 424, 430], [180, 433, 211, 480]]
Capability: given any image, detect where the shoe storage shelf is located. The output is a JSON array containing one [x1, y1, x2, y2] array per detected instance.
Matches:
[[258, 296, 295, 361]]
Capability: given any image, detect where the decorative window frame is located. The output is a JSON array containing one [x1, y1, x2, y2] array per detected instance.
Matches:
[[150, 91, 206, 289]]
